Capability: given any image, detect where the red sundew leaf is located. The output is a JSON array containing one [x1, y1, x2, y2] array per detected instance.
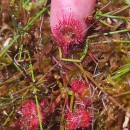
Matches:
[[11, 100, 46, 130], [53, 15, 84, 55], [65, 108, 92, 129], [71, 79, 88, 95]]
